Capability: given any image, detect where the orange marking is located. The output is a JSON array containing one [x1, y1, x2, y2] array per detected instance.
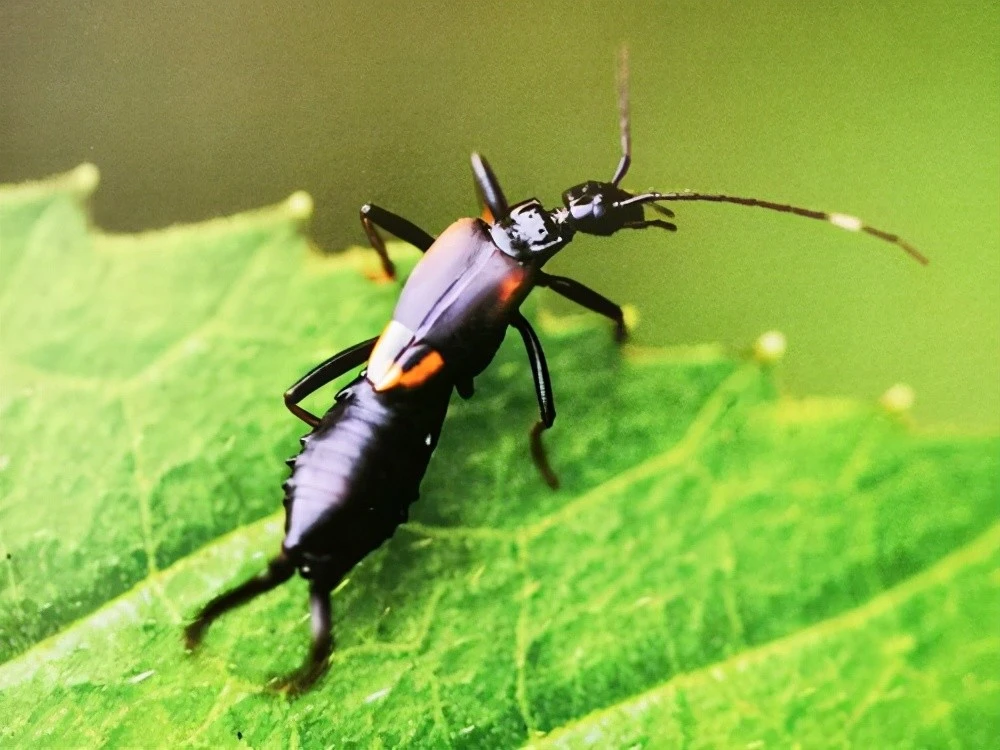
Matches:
[[498, 268, 526, 303], [481, 206, 494, 223], [373, 348, 445, 392], [399, 349, 445, 388]]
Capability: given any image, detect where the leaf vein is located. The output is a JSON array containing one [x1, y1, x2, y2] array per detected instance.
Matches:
[[525, 364, 761, 540], [522, 521, 1000, 748], [120, 392, 181, 624], [514, 532, 537, 740]]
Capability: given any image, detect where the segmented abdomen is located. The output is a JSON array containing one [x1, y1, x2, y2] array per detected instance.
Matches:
[[282, 373, 451, 577]]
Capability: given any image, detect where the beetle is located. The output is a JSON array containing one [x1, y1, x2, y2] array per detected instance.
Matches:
[[184, 50, 926, 693]]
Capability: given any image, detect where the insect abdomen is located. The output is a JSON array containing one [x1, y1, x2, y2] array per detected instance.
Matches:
[[282, 374, 451, 577]]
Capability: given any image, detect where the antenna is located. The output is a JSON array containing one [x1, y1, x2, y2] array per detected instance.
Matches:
[[615, 191, 929, 265], [610, 45, 631, 187]]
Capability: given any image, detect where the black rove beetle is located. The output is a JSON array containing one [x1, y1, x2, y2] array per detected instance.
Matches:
[[185, 49, 927, 693]]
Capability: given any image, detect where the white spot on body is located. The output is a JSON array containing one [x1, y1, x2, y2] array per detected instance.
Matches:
[[367, 320, 416, 387], [829, 212, 863, 232], [425, 434, 432, 446]]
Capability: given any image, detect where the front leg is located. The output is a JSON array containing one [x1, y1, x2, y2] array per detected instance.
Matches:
[[359, 203, 436, 280], [284, 337, 378, 427], [470, 152, 510, 223], [537, 271, 629, 343], [510, 312, 559, 489], [624, 219, 677, 233]]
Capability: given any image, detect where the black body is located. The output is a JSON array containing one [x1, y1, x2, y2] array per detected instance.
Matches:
[[283, 218, 538, 591], [185, 50, 925, 694], [282, 375, 451, 580]]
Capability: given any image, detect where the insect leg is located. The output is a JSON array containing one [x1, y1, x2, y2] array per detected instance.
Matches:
[[359, 203, 436, 280], [538, 272, 629, 343], [511, 312, 559, 489], [623, 219, 677, 233], [274, 581, 334, 695], [470, 152, 509, 223], [184, 554, 295, 649], [284, 336, 378, 427], [456, 377, 475, 399]]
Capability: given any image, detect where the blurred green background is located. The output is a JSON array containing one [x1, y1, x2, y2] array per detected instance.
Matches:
[[1, 0, 997, 429]]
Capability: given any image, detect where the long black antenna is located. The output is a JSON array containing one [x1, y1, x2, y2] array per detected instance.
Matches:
[[610, 45, 631, 187], [615, 191, 929, 265]]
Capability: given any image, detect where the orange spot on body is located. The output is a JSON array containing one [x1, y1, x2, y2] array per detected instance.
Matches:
[[399, 350, 445, 387], [498, 268, 526, 304], [373, 348, 445, 392]]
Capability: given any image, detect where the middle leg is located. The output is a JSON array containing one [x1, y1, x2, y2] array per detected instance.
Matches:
[[510, 312, 559, 489]]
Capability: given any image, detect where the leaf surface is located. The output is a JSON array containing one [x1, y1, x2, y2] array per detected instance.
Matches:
[[1, 168, 997, 747]]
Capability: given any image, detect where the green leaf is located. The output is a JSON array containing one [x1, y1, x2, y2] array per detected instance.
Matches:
[[1, 167, 997, 747]]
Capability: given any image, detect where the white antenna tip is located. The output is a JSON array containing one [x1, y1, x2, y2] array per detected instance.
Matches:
[[829, 213, 863, 232]]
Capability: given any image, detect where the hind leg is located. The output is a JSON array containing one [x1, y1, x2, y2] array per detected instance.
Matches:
[[273, 581, 334, 695], [184, 554, 295, 648]]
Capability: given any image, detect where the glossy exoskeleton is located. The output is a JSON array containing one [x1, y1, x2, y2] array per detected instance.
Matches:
[[184, 50, 926, 692]]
